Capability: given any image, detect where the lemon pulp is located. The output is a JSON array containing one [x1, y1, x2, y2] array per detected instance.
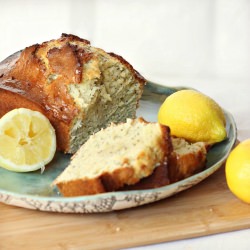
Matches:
[[0, 108, 56, 172]]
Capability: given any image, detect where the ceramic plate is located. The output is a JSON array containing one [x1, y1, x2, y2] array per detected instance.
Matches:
[[0, 82, 237, 213]]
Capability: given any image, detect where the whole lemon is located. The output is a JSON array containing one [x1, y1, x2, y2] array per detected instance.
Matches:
[[225, 139, 250, 204], [158, 89, 227, 144]]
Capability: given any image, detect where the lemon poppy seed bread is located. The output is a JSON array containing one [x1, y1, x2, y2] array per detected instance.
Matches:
[[121, 137, 208, 190], [0, 34, 145, 153], [168, 137, 207, 183], [53, 118, 172, 197]]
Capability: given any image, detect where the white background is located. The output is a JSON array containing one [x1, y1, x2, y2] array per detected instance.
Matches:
[[1, 1, 250, 249], [1, 0, 250, 82]]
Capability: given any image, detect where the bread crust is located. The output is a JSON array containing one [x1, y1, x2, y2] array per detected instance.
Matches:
[[0, 34, 146, 153], [56, 166, 136, 196]]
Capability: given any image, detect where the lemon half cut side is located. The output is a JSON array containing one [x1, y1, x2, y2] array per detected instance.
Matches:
[[0, 108, 56, 172]]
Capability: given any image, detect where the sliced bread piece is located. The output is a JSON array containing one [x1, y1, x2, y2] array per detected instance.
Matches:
[[53, 118, 172, 196], [168, 137, 207, 183], [121, 137, 208, 190]]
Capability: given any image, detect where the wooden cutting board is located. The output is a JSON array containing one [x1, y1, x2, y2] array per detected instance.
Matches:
[[0, 164, 250, 250]]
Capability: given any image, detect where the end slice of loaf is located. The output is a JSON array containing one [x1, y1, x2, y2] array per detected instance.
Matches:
[[168, 137, 207, 183], [53, 118, 172, 197], [121, 137, 207, 190]]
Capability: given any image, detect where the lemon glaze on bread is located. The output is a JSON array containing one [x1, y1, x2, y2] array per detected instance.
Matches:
[[53, 118, 172, 196], [0, 34, 145, 153]]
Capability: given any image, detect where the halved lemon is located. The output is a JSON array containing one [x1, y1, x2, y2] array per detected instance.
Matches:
[[0, 108, 56, 172]]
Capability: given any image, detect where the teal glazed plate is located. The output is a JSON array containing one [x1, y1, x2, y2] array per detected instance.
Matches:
[[0, 82, 237, 213]]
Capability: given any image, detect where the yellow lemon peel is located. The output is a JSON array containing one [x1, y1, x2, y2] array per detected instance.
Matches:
[[158, 89, 227, 144], [226, 139, 250, 204]]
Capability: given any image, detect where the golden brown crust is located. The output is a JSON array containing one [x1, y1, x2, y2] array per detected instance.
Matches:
[[0, 88, 70, 152], [0, 37, 84, 152], [56, 167, 139, 197], [60, 33, 90, 44], [56, 178, 105, 197]]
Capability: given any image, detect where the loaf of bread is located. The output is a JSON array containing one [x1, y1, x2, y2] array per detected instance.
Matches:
[[0, 34, 145, 153], [53, 118, 172, 197]]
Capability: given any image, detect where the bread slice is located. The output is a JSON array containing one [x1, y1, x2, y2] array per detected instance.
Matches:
[[168, 137, 207, 183], [121, 137, 207, 190], [53, 118, 172, 197], [0, 34, 145, 153]]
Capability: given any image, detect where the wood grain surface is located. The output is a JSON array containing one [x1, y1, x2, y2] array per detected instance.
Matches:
[[0, 164, 250, 250]]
